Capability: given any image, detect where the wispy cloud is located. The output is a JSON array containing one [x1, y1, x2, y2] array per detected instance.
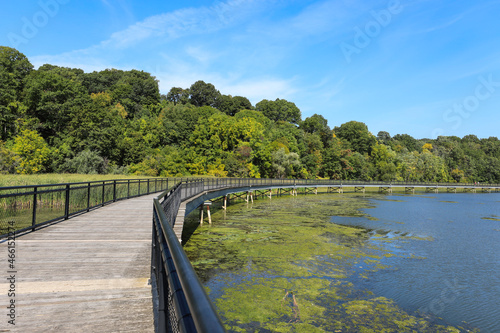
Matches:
[[421, 15, 463, 33], [101, 0, 272, 49]]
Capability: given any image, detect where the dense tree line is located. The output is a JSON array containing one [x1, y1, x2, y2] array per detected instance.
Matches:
[[1, 46, 499, 183]]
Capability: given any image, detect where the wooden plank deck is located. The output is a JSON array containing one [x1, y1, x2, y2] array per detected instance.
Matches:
[[0, 194, 158, 332]]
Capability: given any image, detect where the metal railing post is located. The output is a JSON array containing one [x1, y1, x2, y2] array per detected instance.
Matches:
[[65, 184, 71, 219], [113, 180, 117, 202], [87, 182, 91, 212], [102, 181, 105, 206], [32, 186, 37, 230]]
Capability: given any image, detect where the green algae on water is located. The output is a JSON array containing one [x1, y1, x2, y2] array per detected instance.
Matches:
[[183, 194, 469, 332], [481, 216, 500, 221]]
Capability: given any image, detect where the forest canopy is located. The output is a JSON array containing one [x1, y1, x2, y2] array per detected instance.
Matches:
[[1, 46, 499, 183]]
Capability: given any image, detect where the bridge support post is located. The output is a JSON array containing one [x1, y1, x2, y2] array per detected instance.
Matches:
[[405, 187, 415, 194], [354, 186, 365, 193], [199, 201, 212, 224], [379, 186, 392, 194], [246, 191, 254, 203], [223, 195, 227, 210], [328, 186, 343, 194], [426, 187, 438, 193], [207, 205, 212, 224], [269, 189, 272, 199]]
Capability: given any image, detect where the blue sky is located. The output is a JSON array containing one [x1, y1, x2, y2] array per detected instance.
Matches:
[[2, 0, 500, 139]]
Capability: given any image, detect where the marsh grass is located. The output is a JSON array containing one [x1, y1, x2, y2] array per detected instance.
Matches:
[[0, 174, 175, 236], [0, 173, 158, 187]]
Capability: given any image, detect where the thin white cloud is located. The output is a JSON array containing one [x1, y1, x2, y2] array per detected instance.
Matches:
[[421, 15, 464, 33], [30, 0, 276, 69], [102, 0, 272, 49]]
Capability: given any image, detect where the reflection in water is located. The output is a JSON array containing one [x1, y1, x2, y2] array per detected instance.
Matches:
[[282, 290, 300, 323]]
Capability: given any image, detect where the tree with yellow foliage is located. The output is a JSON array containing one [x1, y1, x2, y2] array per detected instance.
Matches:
[[12, 129, 50, 174], [422, 143, 433, 151]]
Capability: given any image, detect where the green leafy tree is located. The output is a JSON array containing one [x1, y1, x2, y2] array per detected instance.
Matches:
[[12, 129, 50, 174], [301, 114, 332, 147], [371, 143, 397, 181], [60, 150, 106, 174], [109, 70, 161, 118], [393, 134, 418, 152], [64, 92, 125, 162], [233, 96, 252, 111], [334, 121, 376, 155], [23, 65, 90, 140], [234, 109, 272, 128], [160, 102, 200, 146], [320, 137, 358, 180], [346, 152, 372, 180], [377, 131, 391, 144], [0, 141, 18, 174], [166, 87, 190, 105], [215, 95, 253, 116], [301, 133, 323, 179], [189, 80, 220, 107], [396, 152, 419, 182], [0, 47, 33, 140], [271, 148, 300, 178], [255, 98, 302, 125]]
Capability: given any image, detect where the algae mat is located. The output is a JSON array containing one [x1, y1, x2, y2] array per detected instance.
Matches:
[[183, 194, 468, 333]]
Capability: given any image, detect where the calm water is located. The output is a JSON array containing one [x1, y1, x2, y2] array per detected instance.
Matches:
[[185, 192, 499, 332], [335, 193, 500, 332]]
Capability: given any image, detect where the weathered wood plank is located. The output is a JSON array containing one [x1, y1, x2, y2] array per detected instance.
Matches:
[[0, 194, 158, 332]]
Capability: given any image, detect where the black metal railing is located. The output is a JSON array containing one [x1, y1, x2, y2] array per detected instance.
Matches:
[[0, 178, 174, 239], [151, 177, 500, 332], [152, 179, 225, 333]]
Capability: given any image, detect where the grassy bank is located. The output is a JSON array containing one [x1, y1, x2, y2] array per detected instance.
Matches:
[[0, 174, 164, 188]]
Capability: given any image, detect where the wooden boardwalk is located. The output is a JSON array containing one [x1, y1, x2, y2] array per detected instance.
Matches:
[[0, 194, 158, 332]]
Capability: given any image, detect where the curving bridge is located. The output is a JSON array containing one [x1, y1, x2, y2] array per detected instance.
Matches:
[[1, 178, 499, 332], [150, 178, 500, 332]]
